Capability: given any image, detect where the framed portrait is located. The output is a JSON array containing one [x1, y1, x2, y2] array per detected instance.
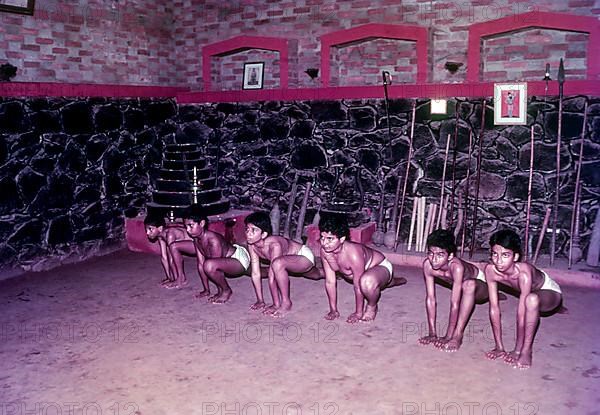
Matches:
[[242, 62, 264, 90], [493, 82, 527, 125], [0, 0, 35, 15]]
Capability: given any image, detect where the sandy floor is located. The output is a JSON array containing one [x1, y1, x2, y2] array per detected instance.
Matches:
[[1, 249, 599, 415]]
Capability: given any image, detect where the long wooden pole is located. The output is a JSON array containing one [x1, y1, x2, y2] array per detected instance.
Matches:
[[393, 100, 417, 250], [283, 172, 299, 239], [460, 130, 473, 256], [550, 58, 565, 265], [437, 133, 452, 229], [448, 102, 460, 228], [533, 207, 552, 265], [294, 180, 312, 242], [469, 101, 486, 258], [407, 197, 418, 251], [524, 126, 535, 260], [569, 100, 588, 268]]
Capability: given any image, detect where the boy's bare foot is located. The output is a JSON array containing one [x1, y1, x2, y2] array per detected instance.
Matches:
[[324, 310, 340, 320], [346, 312, 362, 324], [175, 279, 188, 288], [210, 289, 232, 304], [279, 300, 292, 312], [270, 309, 286, 318], [441, 337, 462, 352], [159, 278, 173, 286], [360, 305, 377, 322], [503, 351, 520, 365], [262, 305, 278, 315], [194, 290, 210, 299], [514, 352, 532, 370], [418, 335, 438, 345], [485, 348, 507, 360], [432, 337, 450, 348], [250, 301, 266, 310], [163, 282, 178, 289]]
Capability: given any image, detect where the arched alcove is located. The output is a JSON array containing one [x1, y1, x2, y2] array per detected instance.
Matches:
[[202, 36, 289, 91], [467, 11, 600, 82], [320, 23, 429, 87]]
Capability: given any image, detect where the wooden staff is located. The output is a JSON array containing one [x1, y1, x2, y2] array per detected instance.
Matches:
[[294, 180, 312, 242], [533, 207, 552, 265], [448, 101, 460, 228], [421, 202, 435, 252], [437, 133, 452, 229], [550, 58, 565, 265], [440, 194, 449, 229], [283, 172, 299, 239], [372, 181, 386, 246], [454, 192, 463, 238], [416, 197, 426, 252], [460, 130, 473, 256], [385, 167, 402, 249], [394, 100, 418, 250], [524, 126, 535, 260], [380, 71, 395, 248], [407, 197, 418, 251], [569, 100, 588, 268], [428, 204, 438, 238], [469, 101, 486, 258]]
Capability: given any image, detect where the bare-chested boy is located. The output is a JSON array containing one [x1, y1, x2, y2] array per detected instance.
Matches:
[[484, 229, 563, 369], [319, 213, 406, 323], [170, 204, 250, 304], [244, 211, 321, 315], [144, 214, 195, 288], [418, 229, 489, 350]]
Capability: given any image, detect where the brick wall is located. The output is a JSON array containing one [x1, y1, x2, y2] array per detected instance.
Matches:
[[0, 0, 178, 85], [483, 29, 589, 82], [331, 38, 417, 86], [1, 0, 598, 87]]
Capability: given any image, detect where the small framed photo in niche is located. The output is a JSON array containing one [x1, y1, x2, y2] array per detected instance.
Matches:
[[493, 82, 527, 125], [0, 0, 35, 15], [242, 62, 264, 90]]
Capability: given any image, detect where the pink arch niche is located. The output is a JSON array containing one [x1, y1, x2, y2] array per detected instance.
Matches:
[[467, 11, 600, 82], [202, 35, 289, 91], [320, 23, 429, 87]]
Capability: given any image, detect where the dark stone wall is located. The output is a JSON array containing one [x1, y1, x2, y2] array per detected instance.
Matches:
[[0, 97, 177, 272], [174, 97, 600, 257], [1, 95, 598, 274]]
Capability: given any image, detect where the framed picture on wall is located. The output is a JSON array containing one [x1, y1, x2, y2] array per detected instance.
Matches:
[[242, 62, 264, 90], [493, 83, 527, 125], [0, 0, 35, 15]]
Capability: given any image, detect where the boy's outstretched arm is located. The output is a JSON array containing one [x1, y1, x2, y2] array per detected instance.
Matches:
[[248, 247, 265, 309], [444, 261, 465, 340], [509, 270, 532, 361], [193, 246, 210, 294], [419, 263, 438, 344], [485, 268, 505, 359], [322, 256, 339, 320], [347, 259, 366, 324], [265, 243, 283, 310], [158, 239, 174, 282]]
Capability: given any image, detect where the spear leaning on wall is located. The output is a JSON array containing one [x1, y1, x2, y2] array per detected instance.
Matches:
[[550, 58, 565, 266]]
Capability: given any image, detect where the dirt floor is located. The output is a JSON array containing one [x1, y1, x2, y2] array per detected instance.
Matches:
[[1, 249, 599, 415]]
